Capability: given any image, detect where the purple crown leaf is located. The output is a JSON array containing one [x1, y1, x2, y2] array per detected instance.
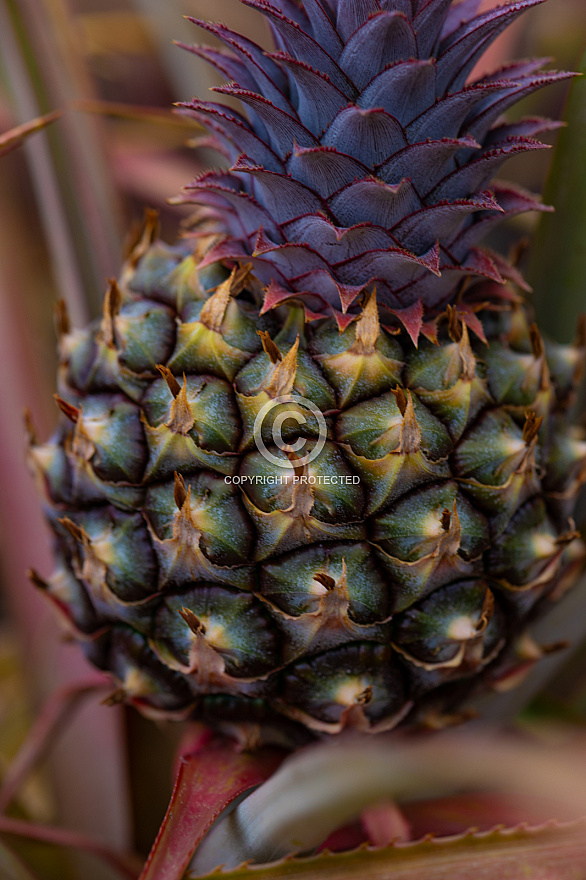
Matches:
[[287, 145, 368, 199], [269, 52, 350, 135], [302, 0, 344, 56], [339, 12, 417, 89], [358, 60, 437, 126], [179, 0, 570, 317], [377, 137, 481, 196], [323, 106, 407, 165], [414, 0, 455, 56], [437, 0, 546, 93]]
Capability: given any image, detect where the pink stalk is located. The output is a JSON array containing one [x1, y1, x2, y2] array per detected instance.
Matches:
[[362, 801, 412, 846]]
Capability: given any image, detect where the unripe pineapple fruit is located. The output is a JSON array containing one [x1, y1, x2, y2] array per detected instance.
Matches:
[[29, 0, 586, 742]]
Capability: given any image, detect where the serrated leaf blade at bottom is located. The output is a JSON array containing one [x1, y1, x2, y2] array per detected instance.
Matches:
[[186, 820, 586, 880]]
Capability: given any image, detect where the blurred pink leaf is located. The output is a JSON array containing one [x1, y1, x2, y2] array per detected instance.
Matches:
[[110, 148, 201, 208], [361, 802, 411, 847], [403, 791, 578, 838]]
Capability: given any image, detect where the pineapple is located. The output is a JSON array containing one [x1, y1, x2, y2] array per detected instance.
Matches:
[[28, 0, 586, 742]]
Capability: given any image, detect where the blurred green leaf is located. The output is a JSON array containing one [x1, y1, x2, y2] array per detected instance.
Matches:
[[0, 841, 38, 880], [529, 49, 586, 342]]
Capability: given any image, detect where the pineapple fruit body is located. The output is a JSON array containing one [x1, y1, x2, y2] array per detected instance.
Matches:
[[29, 0, 586, 742]]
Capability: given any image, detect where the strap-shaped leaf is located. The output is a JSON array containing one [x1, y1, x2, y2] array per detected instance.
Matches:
[[186, 820, 586, 880], [189, 733, 586, 874]]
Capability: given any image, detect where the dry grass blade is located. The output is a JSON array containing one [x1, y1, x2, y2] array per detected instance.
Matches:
[[74, 99, 201, 129], [0, 111, 61, 157]]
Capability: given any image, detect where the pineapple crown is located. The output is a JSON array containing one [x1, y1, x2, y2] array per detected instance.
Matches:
[[176, 0, 571, 333]]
